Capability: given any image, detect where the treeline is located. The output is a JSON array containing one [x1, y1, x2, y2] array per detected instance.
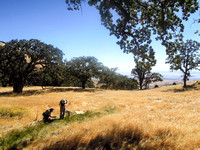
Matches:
[[28, 56, 138, 90], [0, 39, 138, 93]]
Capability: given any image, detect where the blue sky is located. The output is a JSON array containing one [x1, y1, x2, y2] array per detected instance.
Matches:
[[1, 0, 200, 79]]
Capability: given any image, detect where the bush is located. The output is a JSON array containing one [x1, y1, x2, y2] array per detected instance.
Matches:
[[154, 85, 159, 88]]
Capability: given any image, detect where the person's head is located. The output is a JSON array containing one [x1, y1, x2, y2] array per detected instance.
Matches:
[[50, 108, 54, 112], [61, 99, 67, 104]]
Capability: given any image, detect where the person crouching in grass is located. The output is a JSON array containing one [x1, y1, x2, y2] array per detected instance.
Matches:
[[42, 108, 56, 123]]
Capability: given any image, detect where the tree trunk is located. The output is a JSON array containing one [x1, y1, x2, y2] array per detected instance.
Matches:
[[183, 74, 187, 88], [139, 79, 143, 90], [2, 81, 7, 87], [13, 79, 25, 93], [139, 82, 143, 90], [81, 81, 86, 89]]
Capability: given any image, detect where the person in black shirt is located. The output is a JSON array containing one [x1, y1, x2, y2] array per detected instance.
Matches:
[[42, 108, 56, 123]]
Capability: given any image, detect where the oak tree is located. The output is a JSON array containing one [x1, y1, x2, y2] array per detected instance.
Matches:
[[131, 45, 156, 90], [0, 39, 64, 93], [144, 72, 163, 89], [66, 56, 103, 89], [166, 39, 200, 87], [66, 0, 199, 54]]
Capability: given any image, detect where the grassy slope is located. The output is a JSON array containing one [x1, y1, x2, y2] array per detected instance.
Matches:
[[0, 81, 200, 149]]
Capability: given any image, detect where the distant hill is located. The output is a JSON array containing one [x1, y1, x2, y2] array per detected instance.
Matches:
[[0, 41, 5, 47]]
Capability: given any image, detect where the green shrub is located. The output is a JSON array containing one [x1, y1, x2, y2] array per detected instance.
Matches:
[[0, 106, 29, 118]]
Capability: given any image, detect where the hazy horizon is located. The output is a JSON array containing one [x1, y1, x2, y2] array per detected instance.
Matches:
[[125, 70, 200, 82]]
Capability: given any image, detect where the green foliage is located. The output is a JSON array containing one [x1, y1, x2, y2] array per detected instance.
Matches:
[[131, 46, 157, 90], [99, 67, 118, 89], [61, 75, 94, 88], [62, 75, 82, 87], [66, 56, 103, 89], [66, 0, 82, 10], [144, 73, 163, 89], [63, 111, 101, 123], [0, 108, 115, 150], [0, 44, 12, 87], [0, 39, 64, 93], [0, 122, 47, 150], [0, 106, 29, 118], [166, 39, 200, 87], [41, 65, 65, 86], [112, 75, 138, 90], [99, 67, 138, 90], [66, 0, 199, 53], [27, 64, 66, 86]]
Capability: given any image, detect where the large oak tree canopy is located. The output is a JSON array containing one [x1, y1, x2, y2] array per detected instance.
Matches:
[[66, 0, 199, 54], [0, 39, 64, 93]]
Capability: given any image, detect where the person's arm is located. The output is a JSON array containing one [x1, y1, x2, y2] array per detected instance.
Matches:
[[49, 112, 56, 118]]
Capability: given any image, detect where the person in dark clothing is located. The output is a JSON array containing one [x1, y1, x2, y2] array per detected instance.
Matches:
[[42, 108, 56, 123]]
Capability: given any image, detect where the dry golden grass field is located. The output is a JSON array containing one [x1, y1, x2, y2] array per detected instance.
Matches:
[[0, 81, 200, 150]]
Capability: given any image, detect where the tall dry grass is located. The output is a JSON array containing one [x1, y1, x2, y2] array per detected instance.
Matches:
[[1, 81, 200, 149]]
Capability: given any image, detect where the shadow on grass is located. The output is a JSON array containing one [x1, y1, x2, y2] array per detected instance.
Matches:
[[43, 126, 178, 150], [0, 87, 96, 97], [48, 88, 96, 93], [43, 126, 143, 150], [0, 90, 45, 97], [162, 82, 200, 93]]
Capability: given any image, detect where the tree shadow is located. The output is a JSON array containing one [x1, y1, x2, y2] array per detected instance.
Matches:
[[0, 90, 44, 97], [48, 88, 96, 93], [0, 87, 96, 97], [43, 126, 143, 150], [162, 82, 200, 93]]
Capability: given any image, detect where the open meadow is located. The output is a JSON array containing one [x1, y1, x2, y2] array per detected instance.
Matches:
[[0, 81, 200, 149]]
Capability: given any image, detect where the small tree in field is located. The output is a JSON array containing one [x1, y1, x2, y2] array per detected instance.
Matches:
[[144, 72, 163, 89], [166, 39, 200, 87], [131, 45, 156, 90], [98, 67, 118, 89], [66, 56, 103, 89]]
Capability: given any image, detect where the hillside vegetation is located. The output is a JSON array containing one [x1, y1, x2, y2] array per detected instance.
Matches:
[[0, 81, 200, 149]]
